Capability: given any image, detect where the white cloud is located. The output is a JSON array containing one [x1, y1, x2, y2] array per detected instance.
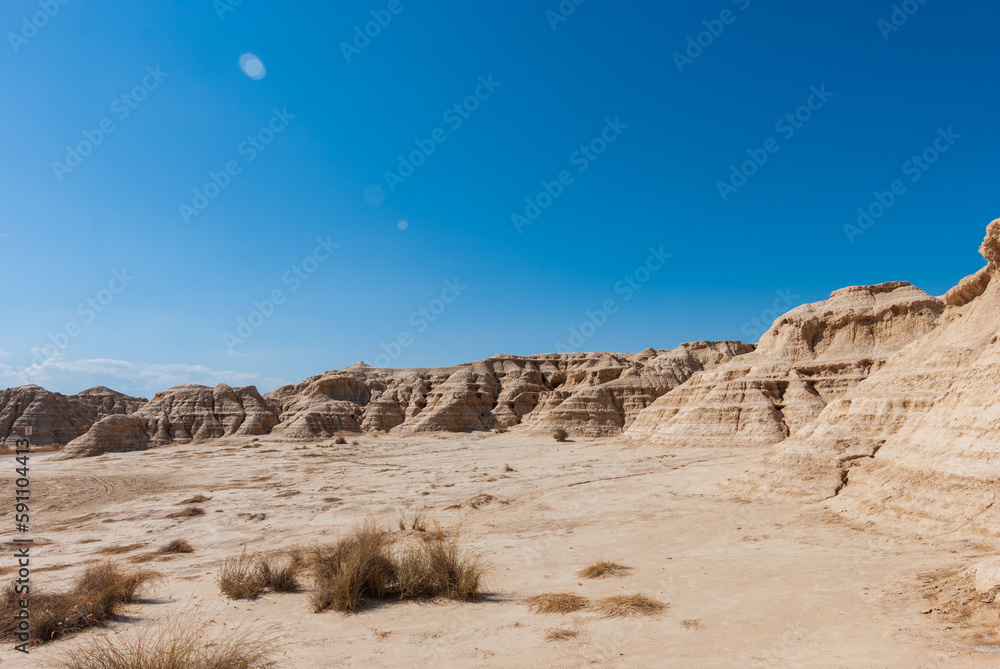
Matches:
[[0, 355, 283, 398], [0, 349, 9, 357]]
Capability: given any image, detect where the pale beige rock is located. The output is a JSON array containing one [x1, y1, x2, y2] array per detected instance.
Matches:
[[58, 415, 151, 458], [265, 342, 751, 440], [138, 383, 280, 444], [733, 219, 1000, 538], [0, 385, 146, 447], [625, 282, 943, 447]]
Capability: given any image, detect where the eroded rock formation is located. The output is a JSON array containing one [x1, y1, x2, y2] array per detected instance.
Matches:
[[0, 385, 146, 447]]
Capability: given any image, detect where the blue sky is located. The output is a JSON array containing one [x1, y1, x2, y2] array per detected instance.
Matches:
[[1, 0, 997, 398]]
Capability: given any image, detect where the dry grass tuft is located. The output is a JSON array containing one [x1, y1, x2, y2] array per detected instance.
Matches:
[[217, 549, 266, 600], [524, 593, 589, 614], [544, 628, 579, 641], [681, 618, 702, 630], [595, 594, 667, 618], [159, 539, 194, 554], [260, 553, 302, 593], [96, 542, 147, 555], [175, 494, 212, 505], [0, 561, 160, 644], [334, 436, 348, 445], [308, 520, 487, 613], [167, 506, 205, 519], [51, 620, 278, 669], [552, 428, 569, 442], [578, 560, 632, 579]]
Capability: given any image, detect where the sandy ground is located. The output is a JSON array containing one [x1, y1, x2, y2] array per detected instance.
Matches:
[[2, 433, 999, 668]]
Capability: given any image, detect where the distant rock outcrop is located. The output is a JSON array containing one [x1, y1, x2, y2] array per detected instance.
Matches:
[[57, 415, 150, 458], [624, 282, 943, 448], [0, 385, 146, 447], [264, 342, 753, 440]]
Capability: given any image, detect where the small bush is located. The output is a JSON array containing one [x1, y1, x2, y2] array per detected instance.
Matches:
[[595, 594, 666, 618], [217, 549, 266, 600], [308, 520, 487, 613], [545, 628, 579, 641], [167, 506, 205, 519], [260, 553, 301, 593], [334, 436, 348, 445], [524, 593, 589, 614], [51, 620, 278, 669], [0, 561, 160, 644], [159, 539, 194, 554], [552, 428, 569, 442], [578, 560, 632, 579]]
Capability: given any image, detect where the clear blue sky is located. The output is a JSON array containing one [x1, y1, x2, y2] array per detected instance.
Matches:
[[2, 0, 997, 398]]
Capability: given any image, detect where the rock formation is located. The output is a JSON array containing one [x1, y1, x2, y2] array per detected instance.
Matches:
[[264, 342, 752, 440], [0, 385, 146, 447], [624, 282, 943, 447], [733, 219, 1000, 537]]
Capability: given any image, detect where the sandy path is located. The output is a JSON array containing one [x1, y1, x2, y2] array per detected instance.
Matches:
[[2, 435, 996, 667]]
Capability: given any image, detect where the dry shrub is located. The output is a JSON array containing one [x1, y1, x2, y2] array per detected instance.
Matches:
[[545, 628, 579, 641], [159, 539, 194, 554], [578, 560, 632, 579], [524, 593, 589, 614], [397, 510, 427, 532], [309, 521, 395, 613], [334, 436, 348, 445], [260, 552, 301, 593], [552, 428, 569, 442], [175, 494, 212, 505], [51, 620, 278, 669], [166, 506, 205, 519], [0, 561, 160, 644], [217, 549, 266, 600], [681, 618, 702, 629], [595, 594, 666, 618], [308, 520, 487, 613]]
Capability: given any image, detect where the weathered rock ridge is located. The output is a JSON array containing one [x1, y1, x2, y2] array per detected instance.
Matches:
[[624, 281, 943, 447], [733, 218, 1000, 537], [0, 385, 146, 447]]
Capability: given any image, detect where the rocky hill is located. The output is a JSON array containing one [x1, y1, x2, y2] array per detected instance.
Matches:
[[0, 385, 146, 447]]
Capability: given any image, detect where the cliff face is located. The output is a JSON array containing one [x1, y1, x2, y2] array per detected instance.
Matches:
[[732, 219, 1000, 537], [624, 282, 943, 448], [265, 342, 753, 440], [0, 385, 146, 447]]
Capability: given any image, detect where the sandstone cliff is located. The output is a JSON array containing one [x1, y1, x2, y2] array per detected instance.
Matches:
[[0, 385, 146, 447], [265, 342, 753, 440], [624, 282, 943, 447], [733, 219, 1000, 537]]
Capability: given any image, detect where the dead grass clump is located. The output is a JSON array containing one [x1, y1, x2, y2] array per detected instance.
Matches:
[[260, 553, 302, 593], [167, 506, 205, 519], [96, 542, 147, 555], [217, 549, 266, 600], [335, 436, 348, 445], [545, 628, 579, 641], [595, 594, 666, 618], [681, 618, 702, 629], [552, 428, 569, 442], [524, 593, 589, 614], [309, 521, 395, 613], [0, 561, 160, 644], [51, 620, 278, 669], [578, 560, 632, 579], [309, 520, 487, 613], [175, 494, 212, 505], [398, 510, 427, 532], [159, 539, 194, 554]]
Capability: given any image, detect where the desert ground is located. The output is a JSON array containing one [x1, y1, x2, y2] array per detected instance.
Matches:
[[4, 433, 998, 668]]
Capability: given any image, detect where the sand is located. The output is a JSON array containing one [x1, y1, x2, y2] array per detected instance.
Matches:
[[3, 433, 998, 668]]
